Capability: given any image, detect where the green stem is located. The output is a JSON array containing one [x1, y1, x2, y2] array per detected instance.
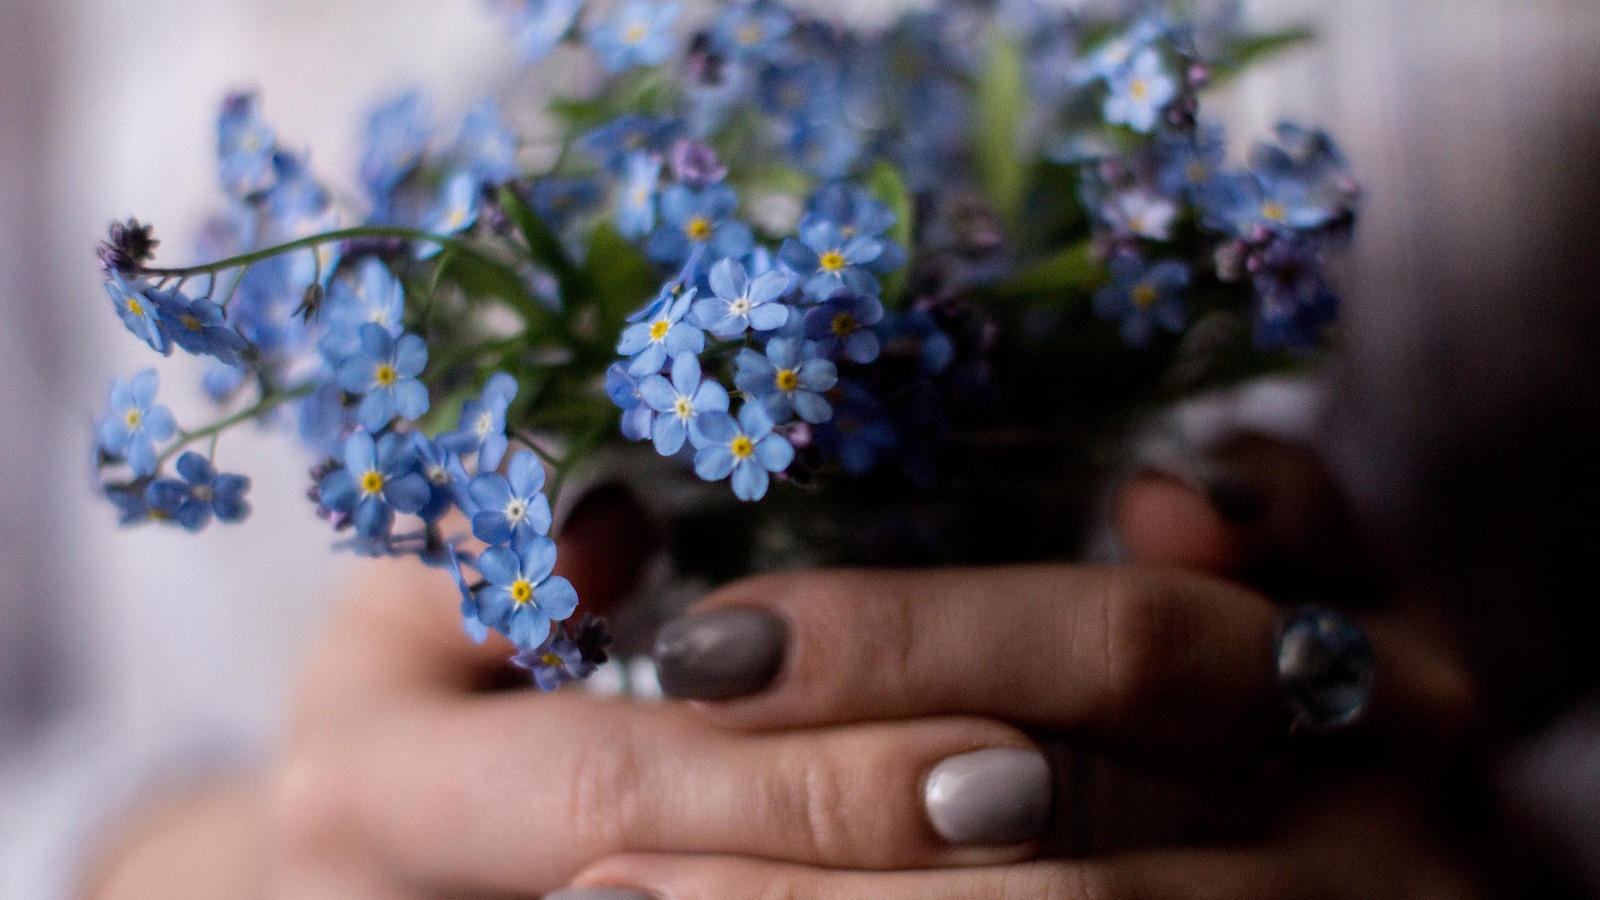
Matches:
[[139, 227, 485, 278], [157, 383, 315, 467]]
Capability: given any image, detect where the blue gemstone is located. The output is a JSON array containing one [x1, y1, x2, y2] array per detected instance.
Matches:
[[1276, 605, 1375, 729]]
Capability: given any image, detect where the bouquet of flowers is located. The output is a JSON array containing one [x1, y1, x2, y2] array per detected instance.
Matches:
[[91, 0, 1358, 687]]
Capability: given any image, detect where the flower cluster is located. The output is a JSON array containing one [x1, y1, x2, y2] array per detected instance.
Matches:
[[90, 0, 1357, 684]]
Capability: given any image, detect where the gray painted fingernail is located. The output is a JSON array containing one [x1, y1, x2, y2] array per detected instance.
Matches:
[[653, 608, 787, 701], [543, 889, 655, 900], [924, 747, 1052, 846]]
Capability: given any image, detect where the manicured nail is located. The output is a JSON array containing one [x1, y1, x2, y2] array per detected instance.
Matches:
[[1140, 458, 1264, 524], [543, 889, 654, 900], [653, 608, 787, 701], [924, 747, 1052, 846]]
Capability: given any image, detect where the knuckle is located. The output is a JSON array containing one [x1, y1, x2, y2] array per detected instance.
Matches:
[[1092, 574, 1183, 724], [761, 736, 907, 868]]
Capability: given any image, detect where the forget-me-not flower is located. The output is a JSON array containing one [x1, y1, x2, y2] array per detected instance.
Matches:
[[617, 288, 704, 376], [418, 171, 481, 258], [647, 183, 753, 269], [318, 431, 431, 540], [360, 93, 430, 198], [454, 100, 519, 185], [605, 362, 655, 441], [473, 532, 579, 649], [588, 0, 680, 72], [151, 290, 248, 365], [639, 352, 730, 455], [98, 369, 176, 477], [734, 337, 837, 425], [1103, 48, 1176, 134], [106, 274, 169, 355], [1093, 254, 1189, 346], [803, 291, 885, 364], [441, 372, 518, 470], [513, 636, 595, 691], [411, 433, 473, 523], [319, 258, 406, 363], [468, 449, 553, 546], [144, 451, 251, 531], [336, 323, 430, 432], [217, 92, 276, 197], [615, 152, 662, 239], [694, 257, 792, 337], [713, 1, 793, 59], [582, 115, 681, 173], [500, 0, 583, 62], [779, 219, 884, 299], [531, 177, 602, 231], [691, 403, 795, 501]]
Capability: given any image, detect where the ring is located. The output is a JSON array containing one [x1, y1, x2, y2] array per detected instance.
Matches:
[[1275, 605, 1376, 732]]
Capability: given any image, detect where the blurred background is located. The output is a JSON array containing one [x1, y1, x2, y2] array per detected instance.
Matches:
[[2, 0, 1598, 896]]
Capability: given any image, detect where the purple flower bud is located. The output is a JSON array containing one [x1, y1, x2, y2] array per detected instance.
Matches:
[[98, 218, 159, 274], [669, 139, 728, 188]]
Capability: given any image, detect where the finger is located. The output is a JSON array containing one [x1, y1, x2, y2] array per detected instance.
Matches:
[[1115, 470, 1247, 574], [653, 566, 1475, 766], [278, 695, 1047, 895], [557, 851, 1304, 900]]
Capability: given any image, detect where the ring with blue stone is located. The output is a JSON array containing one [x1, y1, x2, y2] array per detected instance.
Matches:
[[1274, 605, 1376, 732]]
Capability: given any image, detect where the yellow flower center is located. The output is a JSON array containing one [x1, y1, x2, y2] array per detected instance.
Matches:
[[180, 314, 203, 331], [631, 186, 650, 206], [685, 216, 713, 242], [831, 313, 857, 336], [673, 396, 694, 419], [123, 408, 143, 429], [730, 436, 755, 459], [360, 470, 385, 494], [1261, 202, 1288, 223], [374, 363, 398, 387], [511, 579, 534, 605], [1131, 283, 1159, 308], [819, 250, 846, 273], [1187, 162, 1208, 183], [737, 23, 763, 45], [1130, 78, 1149, 101], [127, 295, 146, 317], [541, 651, 565, 667], [775, 369, 799, 392], [649, 319, 671, 341], [624, 23, 648, 44]]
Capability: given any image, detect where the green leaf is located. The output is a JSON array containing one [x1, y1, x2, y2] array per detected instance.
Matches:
[[986, 240, 1104, 306], [499, 185, 581, 287], [867, 162, 915, 306], [973, 28, 1027, 223], [436, 247, 562, 342], [1208, 26, 1316, 85], [585, 223, 659, 343]]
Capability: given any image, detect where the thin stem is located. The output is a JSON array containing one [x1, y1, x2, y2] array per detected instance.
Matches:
[[157, 383, 315, 467], [139, 227, 483, 278], [218, 265, 249, 308]]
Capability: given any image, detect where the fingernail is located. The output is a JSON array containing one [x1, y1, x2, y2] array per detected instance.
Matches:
[[653, 608, 787, 701], [1140, 458, 1264, 524], [924, 747, 1052, 846], [543, 890, 654, 900]]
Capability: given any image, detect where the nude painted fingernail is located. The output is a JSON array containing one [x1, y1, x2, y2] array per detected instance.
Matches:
[[653, 608, 787, 701], [924, 747, 1052, 846], [543, 889, 655, 900]]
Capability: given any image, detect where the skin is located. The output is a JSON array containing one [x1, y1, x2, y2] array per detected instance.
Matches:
[[87, 446, 1485, 900]]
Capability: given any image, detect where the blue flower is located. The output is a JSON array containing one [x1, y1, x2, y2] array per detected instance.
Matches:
[[587, 0, 680, 72], [440, 372, 518, 470], [360, 93, 430, 198], [217, 92, 276, 197], [318, 258, 405, 363], [734, 337, 837, 425], [1101, 189, 1180, 241], [615, 152, 662, 239], [500, 0, 584, 62], [582, 115, 681, 173], [529, 177, 601, 232], [803, 291, 885, 364], [411, 433, 473, 523], [442, 548, 490, 644], [1093, 254, 1189, 346], [616, 289, 704, 376], [144, 451, 251, 531], [1250, 237, 1339, 351], [639, 352, 730, 455], [98, 369, 176, 477], [1085, 17, 1165, 81], [335, 323, 430, 432], [605, 362, 655, 441], [512, 636, 596, 691], [803, 184, 903, 274], [787, 117, 864, 180], [694, 258, 792, 337], [150, 290, 249, 365], [1103, 48, 1176, 134], [815, 381, 896, 475], [418, 170, 481, 258], [690, 403, 794, 501], [106, 274, 169, 355], [473, 533, 579, 649], [779, 219, 884, 300], [454, 100, 519, 185], [712, 1, 793, 59], [1198, 171, 1334, 239], [1156, 125, 1226, 200], [647, 183, 753, 269], [468, 449, 553, 545], [318, 431, 432, 540]]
